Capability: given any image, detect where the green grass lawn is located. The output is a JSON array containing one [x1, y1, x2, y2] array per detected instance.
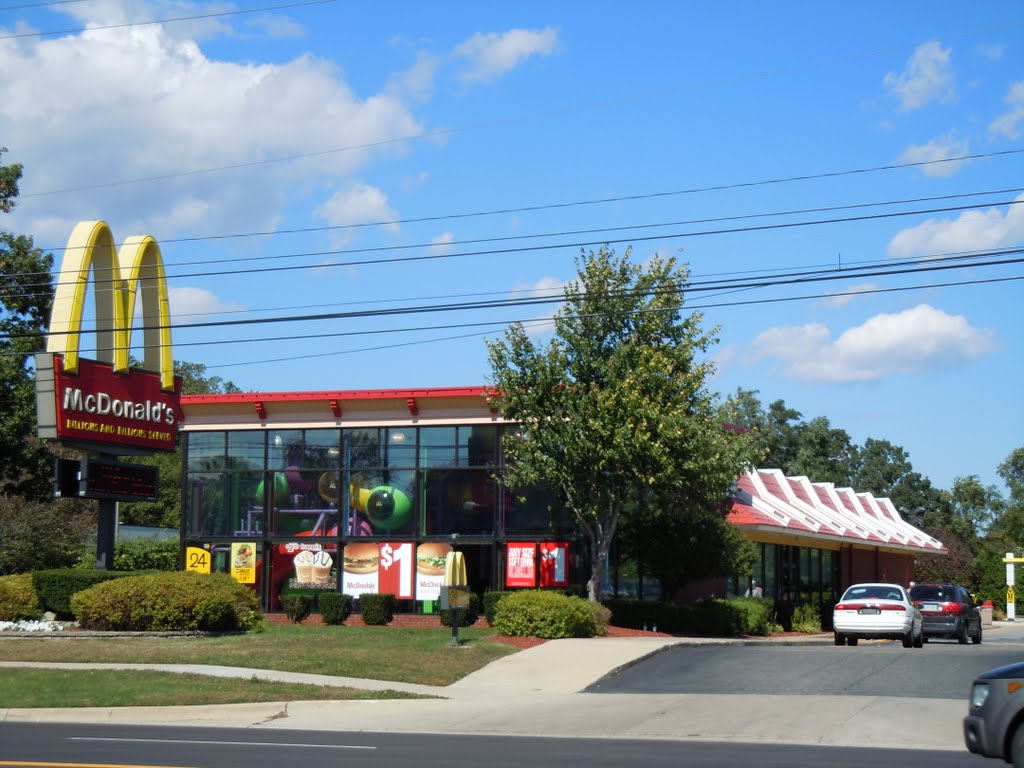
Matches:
[[0, 624, 516, 708]]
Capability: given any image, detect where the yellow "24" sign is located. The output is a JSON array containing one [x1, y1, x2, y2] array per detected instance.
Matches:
[[186, 546, 211, 574]]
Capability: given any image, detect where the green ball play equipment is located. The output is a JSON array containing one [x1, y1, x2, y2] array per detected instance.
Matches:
[[256, 474, 291, 507], [365, 486, 413, 529]]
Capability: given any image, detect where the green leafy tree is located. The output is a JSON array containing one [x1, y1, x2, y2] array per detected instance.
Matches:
[[0, 495, 96, 574], [0, 148, 56, 499], [913, 525, 981, 587], [851, 437, 942, 515], [486, 247, 754, 602]]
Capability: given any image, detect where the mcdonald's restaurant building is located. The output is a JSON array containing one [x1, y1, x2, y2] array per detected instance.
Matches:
[[35, 220, 944, 617], [179, 388, 946, 614]]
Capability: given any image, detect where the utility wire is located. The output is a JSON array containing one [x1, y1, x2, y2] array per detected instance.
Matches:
[[0, 0, 334, 39], [15, 248, 1022, 344], [9, 193, 1024, 298]]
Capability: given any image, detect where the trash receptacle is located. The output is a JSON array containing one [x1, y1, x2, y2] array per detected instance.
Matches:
[[981, 600, 994, 627]]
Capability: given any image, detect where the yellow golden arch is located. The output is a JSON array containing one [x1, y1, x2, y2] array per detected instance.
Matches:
[[46, 220, 175, 391]]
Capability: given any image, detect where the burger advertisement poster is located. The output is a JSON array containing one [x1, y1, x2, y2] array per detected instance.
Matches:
[[342, 542, 455, 600]]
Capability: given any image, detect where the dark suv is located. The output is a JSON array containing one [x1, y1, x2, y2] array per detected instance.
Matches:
[[909, 582, 982, 644]]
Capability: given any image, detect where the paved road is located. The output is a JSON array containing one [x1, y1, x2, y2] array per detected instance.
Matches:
[[587, 640, 1024, 698]]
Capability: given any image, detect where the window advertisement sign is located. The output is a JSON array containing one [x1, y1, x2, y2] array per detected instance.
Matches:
[[539, 541, 569, 588], [378, 541, 415, 600], [231, 542, 256, 584], [342, 542, 379, 597], [415, 543, 452, 601], [506, 542, 537, 588]]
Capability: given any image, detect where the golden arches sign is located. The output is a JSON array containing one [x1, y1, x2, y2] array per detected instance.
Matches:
[[36, 221, 181, 454], [47, 220, 174, 391]]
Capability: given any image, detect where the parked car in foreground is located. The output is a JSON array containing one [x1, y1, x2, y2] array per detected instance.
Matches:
[[909, 582, 982, 644], [964, 661, 1024, 765], [832, 582, 923, 647]]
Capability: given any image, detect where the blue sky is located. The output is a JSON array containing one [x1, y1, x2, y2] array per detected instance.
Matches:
[[1, 2, 1022, 496]]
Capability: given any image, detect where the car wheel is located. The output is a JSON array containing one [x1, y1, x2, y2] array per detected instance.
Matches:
[[921, 636, 929, 643], [847, 636, 858, 646], [958, 620, 969, 645], [902, 629, 913, 648], [834, 632, 845, 646], [973, 621, 983, 645], [914, 628, 923, 648], [1011, 720, 1024, 768]]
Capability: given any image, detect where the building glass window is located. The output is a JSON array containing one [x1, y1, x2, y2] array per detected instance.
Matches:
[[763, 543, 777, 601], [461, 425, 498, 466], [419, 426, 458, 468], [502, 482, 573, 536], [187, 431, 225, 471], [421, 468, 496, 536], [227, 431, 265, 470], [343, 469, 416, 538]]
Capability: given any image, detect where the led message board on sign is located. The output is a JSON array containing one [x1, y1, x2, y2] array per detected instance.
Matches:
[[80, 458, 160, 502]]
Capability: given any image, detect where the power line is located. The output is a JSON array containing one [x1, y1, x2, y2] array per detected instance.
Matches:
[[0, 0, 334, 40], [31, 147, 1024, 250], [15, 247, 1022, 344], [11, 193, 1023, 299]]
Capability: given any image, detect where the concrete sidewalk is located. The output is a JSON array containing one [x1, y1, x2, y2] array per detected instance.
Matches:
[[0, 628, 1006, 750]]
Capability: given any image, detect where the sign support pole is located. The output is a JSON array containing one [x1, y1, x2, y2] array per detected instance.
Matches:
[[96, 497, 117, 571]]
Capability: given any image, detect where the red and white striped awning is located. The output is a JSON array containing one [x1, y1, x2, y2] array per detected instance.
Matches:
[[730, 468, 946, 554]]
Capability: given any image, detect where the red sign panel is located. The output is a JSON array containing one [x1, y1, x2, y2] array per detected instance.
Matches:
[[539, 541, 569, 588], [49, 354, 182, 452], [506, 542, 537, 588], [377, 541, 415, 599]]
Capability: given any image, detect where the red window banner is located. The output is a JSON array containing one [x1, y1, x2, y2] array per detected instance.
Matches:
[[377, 542, 415, 600], [506, 542, 537, 588], [539, 542, 569, 588]]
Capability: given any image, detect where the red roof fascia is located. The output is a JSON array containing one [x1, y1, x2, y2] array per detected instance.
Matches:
[[181, 386, 489, 406]]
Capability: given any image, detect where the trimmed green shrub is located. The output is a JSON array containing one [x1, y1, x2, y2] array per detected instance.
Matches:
[[0, 574, 42, 621], [790, 602, 822, 634], [319, 592, 353, 625], [602, 596, 774, 637], [482, 590, 508, 626], [114, 537, 178, 572], [281, 594, 313, 623], [71, 571, 265, 632], [33, 569, 139, 619], [439, 592, 481, 627], [492, 589, 606, 638], [359, 593, 395, 625]]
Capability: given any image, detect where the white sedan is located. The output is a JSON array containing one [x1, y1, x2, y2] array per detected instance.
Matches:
[[833, 582, 923, 648]]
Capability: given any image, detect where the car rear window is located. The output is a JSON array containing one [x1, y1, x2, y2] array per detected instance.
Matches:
[[843, 585, 905, 601], [910, 585, 952, 601]]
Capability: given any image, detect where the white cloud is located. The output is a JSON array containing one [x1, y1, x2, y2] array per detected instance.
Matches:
[[429, 231, 455, 255], [314, 181, 400, 237], [898, 132, 970, 177], [819, 283, 879, 308], [0, 9, 422, 240], [387, 51, 440, 102], [168, 286, 244, 321], [887, 194, 1024, 258], [454, 27, 559, 84], [513, 276, 564, 337], [976, 43, 1005, 61], [751, 305, 995, 383], [883, 41, 955, 111], [989, 81, 1024, 139]]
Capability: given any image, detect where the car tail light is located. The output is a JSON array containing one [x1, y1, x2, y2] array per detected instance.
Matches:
[[941, 602, 963, 614], [834, 602, 905, 612]]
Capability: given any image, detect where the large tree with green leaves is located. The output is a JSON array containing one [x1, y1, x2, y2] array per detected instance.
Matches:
[[486, 247, 754, 602], [0, 148, 56, 500]]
